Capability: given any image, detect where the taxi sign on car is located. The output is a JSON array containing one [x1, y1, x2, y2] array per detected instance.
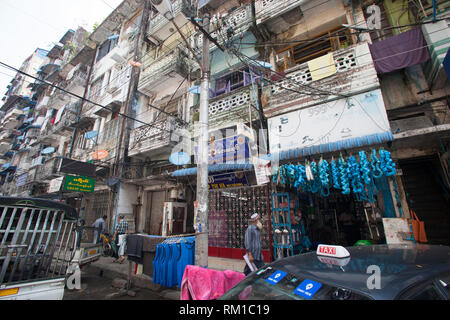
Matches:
[[316, 244, 350, 258]]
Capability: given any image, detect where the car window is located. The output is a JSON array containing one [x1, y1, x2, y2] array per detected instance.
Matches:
[[220, 268, 370, 300]]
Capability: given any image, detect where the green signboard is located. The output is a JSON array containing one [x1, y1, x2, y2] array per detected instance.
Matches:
[[63, 175, 96, 193]]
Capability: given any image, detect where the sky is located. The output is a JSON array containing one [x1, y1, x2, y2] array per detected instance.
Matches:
[[0, 0, 123, 97]]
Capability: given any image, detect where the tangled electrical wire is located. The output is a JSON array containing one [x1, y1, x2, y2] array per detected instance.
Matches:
[[273, 149, 396, 203]]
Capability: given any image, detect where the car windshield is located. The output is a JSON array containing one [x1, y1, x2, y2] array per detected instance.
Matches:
[[220, 267, 370, 300]]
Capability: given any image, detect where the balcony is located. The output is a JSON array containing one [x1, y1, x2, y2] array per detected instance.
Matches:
[[0, 131, 13, 143], [194, 4, 252, 52], [263, 42, 380, 118], [128, 117, 180, 158], [255, 0, 302, 26], [35, 157, 62, 181], [146, 0, 194, 42], [48, 89, 71, 110], [191, 85, 260, 136], [421, 11, 450, 89], [138, 46, 190, 97], [64, 69, 89, 97], [36, 96, 50, 111], [0, 142, 11, 154]]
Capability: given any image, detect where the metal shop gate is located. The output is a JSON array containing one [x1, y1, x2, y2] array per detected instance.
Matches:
[[208, 185, 272, 261]]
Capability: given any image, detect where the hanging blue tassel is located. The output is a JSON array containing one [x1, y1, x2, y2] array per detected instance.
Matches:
[[331, 159, 341, 190], [348, 156, 365, 195], [319, 159, 330, 197], [380, 150, 396, 176], [339, 158, 351, 195], [371, 149, 383, 179], [359, 151, 372, 185]]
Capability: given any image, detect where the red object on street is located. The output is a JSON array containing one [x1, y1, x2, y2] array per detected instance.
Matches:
[[180, 265, 245, 300]]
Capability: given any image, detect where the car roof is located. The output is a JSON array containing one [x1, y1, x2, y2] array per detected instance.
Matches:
[[268, 244, 450, 300]]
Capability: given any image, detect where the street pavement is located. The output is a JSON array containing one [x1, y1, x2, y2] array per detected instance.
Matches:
[[63, 263, 176, 300]]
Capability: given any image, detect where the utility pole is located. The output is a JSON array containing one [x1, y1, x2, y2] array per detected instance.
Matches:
[[195, 12, 211, 268]]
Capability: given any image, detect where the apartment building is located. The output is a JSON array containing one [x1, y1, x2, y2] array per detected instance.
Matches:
[[0, 0, 449, 262]]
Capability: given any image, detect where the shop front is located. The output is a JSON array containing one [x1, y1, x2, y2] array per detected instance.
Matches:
[[267, 89, 399, 259]]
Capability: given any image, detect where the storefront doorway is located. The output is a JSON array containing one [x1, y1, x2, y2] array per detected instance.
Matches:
[[399, 155, 450, 245]]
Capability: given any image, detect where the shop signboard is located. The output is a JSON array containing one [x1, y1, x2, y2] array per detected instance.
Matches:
[[63, 175, 96, 193], [194, 135, 250, 165], [60, 158, 96, 177], [208, 172, 248, 190], [268, 89, 392, 157]]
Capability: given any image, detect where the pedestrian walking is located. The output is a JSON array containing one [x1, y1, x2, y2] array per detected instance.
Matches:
[[92, 215, 107, 244], [244, 213, 265, 276], [113, 215, 129, 263]]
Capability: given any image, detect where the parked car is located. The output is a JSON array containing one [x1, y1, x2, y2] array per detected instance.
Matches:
[[220, 244, 450, 300]]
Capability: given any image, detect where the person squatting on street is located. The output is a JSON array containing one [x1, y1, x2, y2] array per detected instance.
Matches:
[[244, 213, 265, 276], [114, 215, 129, 263]]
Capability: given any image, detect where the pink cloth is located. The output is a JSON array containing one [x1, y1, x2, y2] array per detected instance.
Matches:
[[180, 265, 245, 300]]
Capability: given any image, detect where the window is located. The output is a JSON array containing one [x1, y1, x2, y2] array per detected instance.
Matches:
[[96, 37, 119, 62], [276, 27, 355, 72], [89, 75, 105, 99], [213, 67, 260, 97]]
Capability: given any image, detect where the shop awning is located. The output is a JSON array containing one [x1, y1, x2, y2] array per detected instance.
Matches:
[[265, 132, 394, 162], [369, 27, 430, 74], [171, 163, 254, 177]]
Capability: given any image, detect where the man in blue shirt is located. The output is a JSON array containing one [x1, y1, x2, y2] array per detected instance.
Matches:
[[244, 213, 265, 276]]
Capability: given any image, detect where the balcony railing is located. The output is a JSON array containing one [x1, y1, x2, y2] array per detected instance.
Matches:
[[263, 42, 380, 118], [138, 46, 190, 96], [193, 4, 252, 52], [36, 157, 62, 181], [128, 117, 180, 157], [147, 0, 193, 37], [191, 85, 259, 134], [254, 0, 301, 25]]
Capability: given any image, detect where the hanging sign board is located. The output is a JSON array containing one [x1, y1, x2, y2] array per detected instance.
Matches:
[[194, 135, 250, 164], [268, 89, 392, 157], [208, 172, 248, 190], [91, 150, 109, 161], [63, 175, 96, 193]]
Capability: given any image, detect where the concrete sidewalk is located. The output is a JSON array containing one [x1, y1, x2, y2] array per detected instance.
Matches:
[[85, 256, 246, 300], [86, 256, 181, 300]]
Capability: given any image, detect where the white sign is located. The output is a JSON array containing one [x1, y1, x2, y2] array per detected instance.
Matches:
[[48, 177, 64, 193], [268, 89, 392, 156], [253, 157, 271, 185]]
